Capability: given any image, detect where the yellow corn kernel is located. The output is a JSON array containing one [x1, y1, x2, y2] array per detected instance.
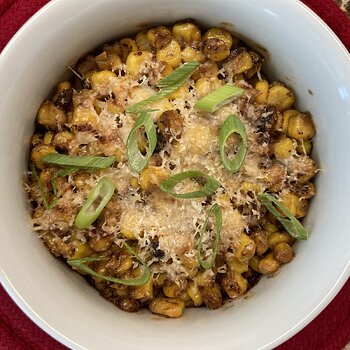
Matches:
[[139, 166, 170, 192], [275, 109, 299, 133], [203, 28, 234, 49], [258, 253, 280, 274], [119, 38, 138, 62], [90, 70, 117, 95], [234, 233, 256, 263], [31, 133, 43, 148], [135, 30, 152, 51], [163, 284, 181, 298], [255, 80, 269, 104], [160, 62, 173, 77], [273, 242, 294, 264], [39, 169, 51, 185], [194, 77, 222, 98], [273, 135, 297, 160], [263, 223, 278, 234], [33, 207, 44, 219], [126, 51, 153, 77], [196, 269, 215, 287], [130, 177, 139, 189], [37, 100, 66, 130], [168, 83, 189, 100], [226, 50, 254, 75], [187, 281, 203, 306], [71, 105, 98, 129], [181, 46, 205, 62], [202, 283, 222, 309], [131, 280, 153, 300], [215, 193, 231, 207], [111, 284, 128, 297], [52, 81, 71, 103], [191, 62, 219, 81], [267, 85, 295, 111], [120, 228, 137, 240], [147, 98, 174, 120], [172, 22, 201, 45], [227, 257, 249, 274], [70, 242, 93, 260], [103, 42, 122, 56], [280, 192, 309, 218], [118, 255, 133, 275], [153, 273, 167, 287], [221, 270, 248, 299], [249, 256, 261, 272], [149, 298, 185, 318], [88, 235, 113, 252], [267, 232, 293, 248], [95, 51, 122, 71], [287, 113, 316, 141], [147, 26, 172, 49], [43, 132, 54, 145], [241, 181, 262, 193], [31, 145, 57, 170], [156, 40, 182, 68], [114, 148, 124, 162], [296, 140, 312, 155], [179, 253, 199, 269], [202, 38, 230, 62], [251, 230, 269, 256]]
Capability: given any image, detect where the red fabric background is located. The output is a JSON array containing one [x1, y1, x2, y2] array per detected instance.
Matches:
[[0, 0, 349, 349]]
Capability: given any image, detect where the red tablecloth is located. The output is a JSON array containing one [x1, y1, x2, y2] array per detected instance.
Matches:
[[0, 0, 349, 349]]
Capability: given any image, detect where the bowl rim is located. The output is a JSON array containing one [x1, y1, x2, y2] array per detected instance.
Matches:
[[0, 0, 349, 349]]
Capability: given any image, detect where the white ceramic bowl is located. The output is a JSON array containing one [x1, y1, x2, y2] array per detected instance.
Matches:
[[0, 0, 349, 349]]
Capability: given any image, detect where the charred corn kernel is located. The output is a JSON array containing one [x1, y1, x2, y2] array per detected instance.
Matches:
[[130, 177, 139, 189], [52, 81, 71, 103], [275, 109, 298, 133], [241, 181, 261, 193], [160, 62, 173, 77], [114, 148, 123, 162], [75, 54, 97, 76], [258, 253, 280, 274], [31, 133, 43, 148], [88, 235, 113, 252], [31, 145, 56, 170], [39, 169, 51, 185], [196, 269, 215, 287], [37, 100, 66, 130], [120, 228, 137, 240], [181, 46, 205, 62], [149, 298, 185, 318], [33, 207, 44, 219], [139, 166, 170, 191], [126, 51, 153, 77], [90, 70, 117, 95], [191, 62, 219, 81], [255, 80, 269, 103], [267, 232, 293, 248], [251, 231, 269, 256], [119, 38, 138, 62], [263, 223, 278, 234], [131, 280, 153, 300], [221, 270, 248, 299], [43, 132, 54, 145], [287, 113, 316, 141], [111, 284, 128, 297], [267, 85, 295, 111], [163, 284, 181, 298], [203, 38, 230, 62], [280, 192, 309, 218], [147, 26, 172, 49], [168, 83, 189, 100], [273, 242, 294, 264], [56, 240, 74, 259], [296, 140, 312, 155], [179, 253, 199, 269], [103, 42, 122, 56], [227, 257, 249, 273], [273, 136, 297, 160], [172, 22, 201, 45], [202, 283, 222, 309], [187, 281, 203, 306], [178, 291, 192, 307], [135, 31, 152, 51], [195, 77, 222, 98], [249, 256, 261, 272], [203, 28, 234, 49], [42, 233, 61, 257], [156, 40, 182, 68], [227, 50, 254, 75], [95, 51, 122, 71], [153, 273, 167, 287], [71, 242, 93, 260], [235, 233, 256, 263], [72, 106, 98, 128]]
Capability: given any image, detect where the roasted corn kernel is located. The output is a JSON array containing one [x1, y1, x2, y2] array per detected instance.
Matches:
[[156, 40, 182, 68], [273, 242, 294, 264], [221, 270, 248, 299], [31, 145, 57, 169], [149, 298, 185, 318], [287, 113, 316, 140], [187, 281, 203, 306], [120, 38, 138, 62], [273, 135, 297, 160], [37, 100, 66, 130], [172, 22, 201, 45], [147, 26, 172, 49], [139, 166, 170, 191], [267, 85, 295, 111], [255, 80, 269, 103], [258, 253, 280, 274]]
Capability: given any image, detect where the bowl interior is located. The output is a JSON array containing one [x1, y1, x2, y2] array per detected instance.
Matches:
[[0, 0, 349, 349]]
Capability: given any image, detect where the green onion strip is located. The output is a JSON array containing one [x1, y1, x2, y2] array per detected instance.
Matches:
[[219, 114, 248, 173], [197, 203, 223, 269], [160, 170, 220, 199], [74, 176, 116, 229], [42, 154, 115, 169], [126, 62, 200, 113], [194, 84, 245, 113], [258, 193, 309, 240], [126, 112, 157, 173], [67, 243, 151, 286]]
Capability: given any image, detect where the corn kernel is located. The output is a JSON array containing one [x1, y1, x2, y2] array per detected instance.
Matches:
[[156, 40, 182, 68]]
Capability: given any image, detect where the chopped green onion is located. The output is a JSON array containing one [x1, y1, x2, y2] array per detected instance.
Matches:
[[160, 170, 220, 199], [126, 112, 157, 173], [30, 163, 59, 209], [197, 204, 222, 269], [219, 114, 248, 173], [74, 176, 115, 229], [55, 166, 80, 177], [194, 84, 245, 113], [42, 154, 115, 169], [258, 193, 309, 240], [127, 62, 199, 113], [67, 243, 151, 286]]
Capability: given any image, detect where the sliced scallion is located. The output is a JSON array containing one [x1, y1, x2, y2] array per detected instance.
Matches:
[[127, 62, 199, 113], [194, 84, 245, 113], [74, 176, 115, 229], [55, 166, 80, 177], [67, 243, 151, 286], [126, 112, 157, 173], [42, 154, 115, 169], [258, 193, 308, 240], [160, 170, 220, 199], [219, 114, 248, 173], [197, 203, 222, 269]]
